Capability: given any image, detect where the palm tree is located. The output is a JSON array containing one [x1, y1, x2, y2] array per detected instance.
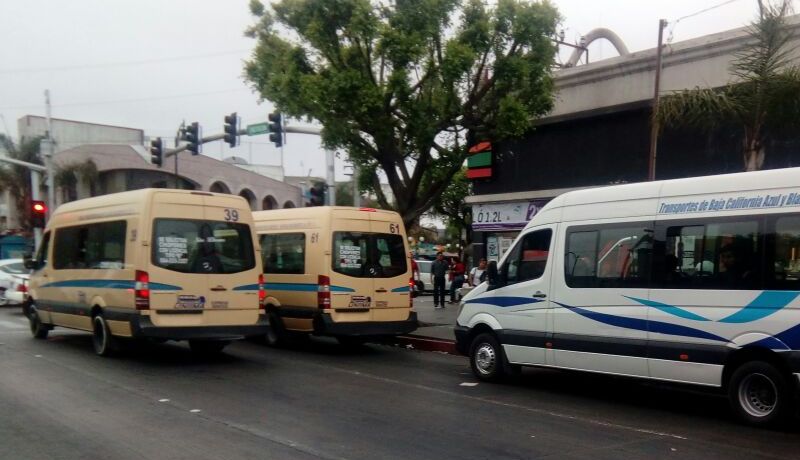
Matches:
[[0, 134, 45, 230], [55, 159, 99, 203], [656, 0, 800, 171]]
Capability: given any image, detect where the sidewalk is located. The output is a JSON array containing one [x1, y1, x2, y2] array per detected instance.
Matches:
[[387, 294, 461, 354]]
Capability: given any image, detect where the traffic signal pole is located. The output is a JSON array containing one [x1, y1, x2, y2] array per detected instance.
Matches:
[[0, 156, 47, 248]]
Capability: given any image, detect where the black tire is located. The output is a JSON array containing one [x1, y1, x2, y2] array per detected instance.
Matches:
[[189, 340, 230, 355], [28, 308, 49, 339], [469, 332, 509, 382], [265, 311, 288, 347], [92, 314, 117, 357], [728, 361, 792, 427]]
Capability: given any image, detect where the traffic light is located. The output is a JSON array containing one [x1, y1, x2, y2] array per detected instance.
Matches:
[[184, 122, 202, 155], [309, 182, 326, 206], [149, 137, 163, 167], [268, 112, 283, 148], [31, 200, 47, 229], [223, 112, 239, 148]]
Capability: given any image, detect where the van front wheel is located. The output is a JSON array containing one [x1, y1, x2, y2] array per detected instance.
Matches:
[[470, 333, 508, 382], [728, 361, 791, 427], [29, 307, 49, 339], [92, 314, 117, 357]]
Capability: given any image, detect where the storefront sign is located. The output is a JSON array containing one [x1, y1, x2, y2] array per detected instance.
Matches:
[[471, 200, 548, 231]]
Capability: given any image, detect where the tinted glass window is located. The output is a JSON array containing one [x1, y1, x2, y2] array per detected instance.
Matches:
[[261, 233, 305, 274], [153, 219, 255, 274], [35, 232, 49, 269], [504, 229, 552, 284], [766, 216, 800, 290], [660, 219, 760, 289], [333, 232, 407, 278], [54, 221, 126, 270], [565, 225, 653, 288]]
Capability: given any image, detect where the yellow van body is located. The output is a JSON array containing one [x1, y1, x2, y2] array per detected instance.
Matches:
[[26, 189, 268, 355], [252, 206, 417, 340]]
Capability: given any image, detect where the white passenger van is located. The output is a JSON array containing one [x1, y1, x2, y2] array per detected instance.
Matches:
[[456, 168, 800, 426], [25, 189, 268, 356], [251, 206, 417, 345]]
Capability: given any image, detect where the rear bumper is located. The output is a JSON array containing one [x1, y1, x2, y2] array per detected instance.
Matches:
[[131, 313, 270, 340], [313, 311, 418, 337], [454, 325, 470, 355]]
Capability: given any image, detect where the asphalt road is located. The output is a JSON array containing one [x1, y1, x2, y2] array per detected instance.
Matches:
[[1, 306, 798, 460]]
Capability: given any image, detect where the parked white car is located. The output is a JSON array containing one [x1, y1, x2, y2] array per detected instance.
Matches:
[[0, 258, 29, 306]]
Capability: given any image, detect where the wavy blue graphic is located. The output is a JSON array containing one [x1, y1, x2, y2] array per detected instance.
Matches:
[[391, 286, 410, 293], [41, 279, 181, 291], [464, 296, 543, 308], [624, 296, 710, 321], [553, 301, 728, 343], [717, 291, 800, 323], [262, 282, 355, 293]]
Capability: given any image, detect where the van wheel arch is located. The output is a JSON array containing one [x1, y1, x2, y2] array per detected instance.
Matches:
[[722, 347, 790, 390]]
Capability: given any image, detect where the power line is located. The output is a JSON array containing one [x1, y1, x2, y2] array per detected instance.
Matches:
[[667, 0, 746, 44], [0, 88, 249, 110], [0, 49, 251, 75]]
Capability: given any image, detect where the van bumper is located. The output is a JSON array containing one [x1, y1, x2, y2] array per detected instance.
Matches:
[[454, 325, 470, 355], [131, 313, 270, 341], [314, 311, 418, 337]]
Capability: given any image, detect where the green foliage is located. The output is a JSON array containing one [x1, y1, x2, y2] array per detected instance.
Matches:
[[656, 0, 800, 171], [431, 168, 471, 241], [245, 0, 559, 226], [0, 134, 44, 230]]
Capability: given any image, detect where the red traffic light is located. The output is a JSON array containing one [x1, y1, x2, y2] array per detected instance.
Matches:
[[32, 201, 47, 213]]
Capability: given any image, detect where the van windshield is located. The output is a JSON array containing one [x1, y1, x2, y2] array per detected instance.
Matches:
[[152, 219, 255, 274], [333, 232, 407, 278]]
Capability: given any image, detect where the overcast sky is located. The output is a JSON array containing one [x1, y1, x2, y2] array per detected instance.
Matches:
[[1, 0, 795, 181]]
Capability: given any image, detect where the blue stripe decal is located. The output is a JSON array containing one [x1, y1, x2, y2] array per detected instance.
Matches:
[[41, 279, 181, 291], [773, 323, 800, 350], [464, 296, 543, 308], [554, 302, 728, 343], [624, 296, 710, 321], [391, 286, 410, 293], [717, 291, 800, 324], [263, 282, 355, 293], [233, 284, 259, 291], [748, 336, 790, 351]]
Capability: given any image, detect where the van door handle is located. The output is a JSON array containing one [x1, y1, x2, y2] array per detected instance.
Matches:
[[375, 288, 387, 293], [533, 291, 547, 298], [210, 286, 227, 291]]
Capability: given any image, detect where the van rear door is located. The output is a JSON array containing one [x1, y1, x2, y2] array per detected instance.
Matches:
[[368, 213, 410, 322], [329, 210, 375, 323]]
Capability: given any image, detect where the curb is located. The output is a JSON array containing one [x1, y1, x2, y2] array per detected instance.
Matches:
[[388, 334, 459, 355]]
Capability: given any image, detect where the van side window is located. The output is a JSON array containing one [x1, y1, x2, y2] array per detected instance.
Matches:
[[504, 229, 551, 284], [261, 233, 305, 274], [53, 221, 126, 270], [565, 224, 653, 288], [35, 231, 50, 269], [764, 216, 800, 290], [660, 219, 760, 289]]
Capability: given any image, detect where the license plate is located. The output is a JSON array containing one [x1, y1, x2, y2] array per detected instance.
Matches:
[[349, 296, 370, 308], [176, 295, 205, 309]]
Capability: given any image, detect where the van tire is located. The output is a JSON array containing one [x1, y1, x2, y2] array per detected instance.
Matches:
[[265, 312, 287, 347], [28, 307, 49, 339], [92, 314, 117, 357], [469, 333, 508, 382], [189, 340, 229, 355], [728, 361, 791, 427]]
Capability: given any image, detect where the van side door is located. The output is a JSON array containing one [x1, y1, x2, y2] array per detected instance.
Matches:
[[483, 225, 556, 366]]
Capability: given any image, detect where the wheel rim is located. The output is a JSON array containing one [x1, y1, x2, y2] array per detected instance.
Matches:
[[738, 373, 778, 418], [93, 317, 106, 352], [474, 343, 496, 376]]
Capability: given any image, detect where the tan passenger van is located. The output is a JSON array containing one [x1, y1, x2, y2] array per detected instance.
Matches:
[[25, 189, 268, 356], [251, 206, 417, 345]]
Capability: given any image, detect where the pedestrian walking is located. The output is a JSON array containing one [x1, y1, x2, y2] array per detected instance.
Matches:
[[448, 256, 466, 304], [430, 252, 449, 309]]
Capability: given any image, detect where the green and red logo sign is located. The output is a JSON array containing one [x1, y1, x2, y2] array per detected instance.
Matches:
[[466, 141, 492, 179]]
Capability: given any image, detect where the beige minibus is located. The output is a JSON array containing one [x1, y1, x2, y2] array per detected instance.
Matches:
[[25, 189, 268, 356], [251, 206, 417, 345]]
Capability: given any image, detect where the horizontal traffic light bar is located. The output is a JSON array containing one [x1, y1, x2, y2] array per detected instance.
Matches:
[[160, 124, 319, 160]]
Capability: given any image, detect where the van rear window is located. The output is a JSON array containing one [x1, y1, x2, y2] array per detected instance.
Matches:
[[333, 232, 407, 278], [152, 219, 255, 274]]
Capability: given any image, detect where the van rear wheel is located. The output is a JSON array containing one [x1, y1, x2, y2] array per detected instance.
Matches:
[[92, 314, 117, 357], [28, 307, 49, 339], [265, 312, 288, 347], [728, 361, 791, 427]]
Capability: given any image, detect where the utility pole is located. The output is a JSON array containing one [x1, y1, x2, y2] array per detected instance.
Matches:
[[648, 19, 667, 182], [174, 121, 185, 189], [43, 90, 55, 216], [352, 164, 360, 207], [325, 149, 336, 205]]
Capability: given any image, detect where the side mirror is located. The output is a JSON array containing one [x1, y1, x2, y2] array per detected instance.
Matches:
[[23, 253, 34, 270], [486, 261, 500, 290]]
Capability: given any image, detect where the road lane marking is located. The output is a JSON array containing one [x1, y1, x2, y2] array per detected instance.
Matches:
[[158, 399, 170, 402], [190, 409, 202, 413], [460, 382, 479, 387]]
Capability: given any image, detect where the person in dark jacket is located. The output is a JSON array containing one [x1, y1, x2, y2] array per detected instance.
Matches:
[[430, 252, 449, 309]]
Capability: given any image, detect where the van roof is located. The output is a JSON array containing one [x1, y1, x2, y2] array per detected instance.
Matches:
[[252, 206, 401, 220], [53, 188, 243, 215]]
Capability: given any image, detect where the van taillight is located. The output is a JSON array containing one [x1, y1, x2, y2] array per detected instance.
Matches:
[[409, 277, 415, 308], [134, 270, 150, 310], [258, 274, 266, 309], [318, 275, 331, 310]]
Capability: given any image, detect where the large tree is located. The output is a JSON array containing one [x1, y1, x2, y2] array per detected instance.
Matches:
[[656, 0, 800, 172], [245, 0, 559, 226]]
